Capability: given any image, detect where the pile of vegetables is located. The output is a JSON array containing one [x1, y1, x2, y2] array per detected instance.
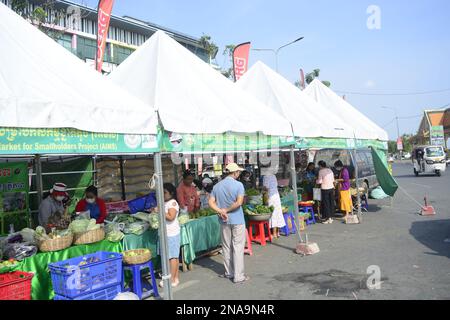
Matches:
[[0, 259, 19, 274], [189, 208, 216, 219], [149, 213, 159, 230], [245, 188, 261, 196], [243, 204, 274, 216], [68, 219, 100, 234], [124, 249, 150, 258], [178, 214, 190, 225], [35, 226, 72, 240], [104, 223, 124, 242], [132, 212, 151, 222], [123, 222, 149, 236]]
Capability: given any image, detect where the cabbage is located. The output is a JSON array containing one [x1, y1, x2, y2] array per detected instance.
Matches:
[[35, 226, 49, 241], [69, 220, 90, 233], [178, 214, 190, 225], [86, 219, 100, 231], [106, 230, 124, 242], [149, 213, 159, 230]]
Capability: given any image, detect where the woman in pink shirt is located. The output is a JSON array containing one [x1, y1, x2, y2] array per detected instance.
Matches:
[[316, 161, 336, 224], [177, 170, 200, 213]]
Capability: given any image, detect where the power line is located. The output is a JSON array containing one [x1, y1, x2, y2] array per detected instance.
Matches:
[[334, 88, 450, 96]]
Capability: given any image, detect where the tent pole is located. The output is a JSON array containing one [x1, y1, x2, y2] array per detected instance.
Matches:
[[119, 156, 126, 200], [35, 154, 43, 206], [154, 152, 173, 300], [353, 133, 362, 223], [289, 146, 302, 242]]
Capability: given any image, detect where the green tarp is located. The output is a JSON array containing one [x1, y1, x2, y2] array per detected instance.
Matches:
[[371, 147, 398, 197]]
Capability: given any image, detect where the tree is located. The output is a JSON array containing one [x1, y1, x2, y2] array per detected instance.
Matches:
[[199, 34, 219, 65], [11, 0, 89, 41], [221, 44, 236, 80], [304, 69, 331, 87]]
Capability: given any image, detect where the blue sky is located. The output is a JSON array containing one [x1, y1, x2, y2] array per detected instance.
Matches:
[[75, 0, 450, 140]]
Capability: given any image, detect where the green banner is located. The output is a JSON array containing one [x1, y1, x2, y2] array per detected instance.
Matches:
[[161, 131, 294, 153], [0, 127, 160, 155], [295, 137, 387, 150], [430, 125, 445, 147], [0, 162, 30, 234]]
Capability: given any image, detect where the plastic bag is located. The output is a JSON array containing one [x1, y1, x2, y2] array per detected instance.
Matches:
[[313, 188, 322, 201], [123, 222, 149, 235], [105, 223, 124, 242], [3, 243, 37, 261], [75, 210, 91, 220], [20, 228, 37, 245], [114, 292, 140, 300]]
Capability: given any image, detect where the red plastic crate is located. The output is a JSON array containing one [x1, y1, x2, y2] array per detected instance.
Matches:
[[0, 271, 34, 300]]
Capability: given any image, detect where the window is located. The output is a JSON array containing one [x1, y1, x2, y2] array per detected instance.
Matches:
[[426, 147, 444, 157]]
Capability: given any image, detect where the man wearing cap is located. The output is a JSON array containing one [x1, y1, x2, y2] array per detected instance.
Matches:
[[208, 163, 249, 284], [38, 182, 68, 227]]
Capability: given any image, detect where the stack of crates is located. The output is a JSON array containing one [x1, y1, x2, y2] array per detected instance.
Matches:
[[49, 251, 123, 300]]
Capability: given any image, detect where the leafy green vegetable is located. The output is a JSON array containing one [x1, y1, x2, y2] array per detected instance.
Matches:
[[178, 214, 190, 225], [69, 219, 91, 233], [245, 189, 261, 196], [149, 213, 159, 230]]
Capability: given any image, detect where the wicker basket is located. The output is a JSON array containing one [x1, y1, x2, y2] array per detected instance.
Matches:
[[38, 233, 73, 252], [123, 249, 152, 265], [73, 228, 105, 245]]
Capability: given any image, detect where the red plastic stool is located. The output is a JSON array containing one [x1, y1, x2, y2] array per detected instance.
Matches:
[[244, 228, 253, 256], [249, 220, 272, 246]]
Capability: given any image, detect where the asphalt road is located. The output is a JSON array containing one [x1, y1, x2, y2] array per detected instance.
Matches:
[[165, 162, 450, 300]]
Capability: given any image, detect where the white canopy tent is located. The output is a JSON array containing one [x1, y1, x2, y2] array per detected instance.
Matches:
[[304, 79, 388, 141], [236, 61, 354, 139], [109, 31, 293, 137], [0, 3, 158, 135]]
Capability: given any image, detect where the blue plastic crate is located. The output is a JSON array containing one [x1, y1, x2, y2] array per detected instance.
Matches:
[[49, 251, 123, 299], [127, 192, 157, 214], [54, 284, 122, 300]]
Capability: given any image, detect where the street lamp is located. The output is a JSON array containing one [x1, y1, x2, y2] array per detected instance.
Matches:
[[382, 106, 402, 159], [252, 36, 304, 72]]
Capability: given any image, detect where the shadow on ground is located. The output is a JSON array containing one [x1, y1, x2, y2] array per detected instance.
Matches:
[[409, 219, 450, 259], [273, 269, 388, 298]]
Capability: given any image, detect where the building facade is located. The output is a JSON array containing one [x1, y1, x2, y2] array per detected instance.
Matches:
[[2, 0, 210, 72], [414, 109, 448, 148]]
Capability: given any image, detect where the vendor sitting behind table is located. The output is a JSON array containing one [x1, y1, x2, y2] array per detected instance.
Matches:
[[38, 182, 69, 227], [177, 170, 200, 213], [75, 185, 107, 224]]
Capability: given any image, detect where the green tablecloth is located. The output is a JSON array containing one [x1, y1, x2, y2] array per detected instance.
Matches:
[[121, 215, 221, 266], [122, 229, 160, 269], [181, 215, 221, 265], [14, 240, 122, 300]]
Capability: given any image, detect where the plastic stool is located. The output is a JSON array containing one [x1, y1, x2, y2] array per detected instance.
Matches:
[[300, 205, 316, 225], [249, 220, 272, 246], [123, 261, 159, 300], [280, 212, 297, 236], [244, 228, 253, 256]]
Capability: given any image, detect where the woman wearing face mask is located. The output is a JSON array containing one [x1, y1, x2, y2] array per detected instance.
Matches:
[[38, 182, 69, 228], [75, 185, 107, 224], [334, 160, 352, 219]]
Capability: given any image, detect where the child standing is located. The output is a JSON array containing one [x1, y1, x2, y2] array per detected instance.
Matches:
[[159, 183, 181, 287]]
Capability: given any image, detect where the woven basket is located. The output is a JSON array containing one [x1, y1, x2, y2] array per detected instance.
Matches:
[[38, 234, 73, 252], [123, 249, 152, 265], [73, 228, 105, 245]]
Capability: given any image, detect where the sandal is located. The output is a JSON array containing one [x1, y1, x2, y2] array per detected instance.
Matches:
[[233, 275, 250, 284]]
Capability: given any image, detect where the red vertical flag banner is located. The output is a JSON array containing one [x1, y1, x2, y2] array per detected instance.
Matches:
[[96, 0, 114, 72], [300, 69, 305, 89], [233, 42, 251, 82]]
